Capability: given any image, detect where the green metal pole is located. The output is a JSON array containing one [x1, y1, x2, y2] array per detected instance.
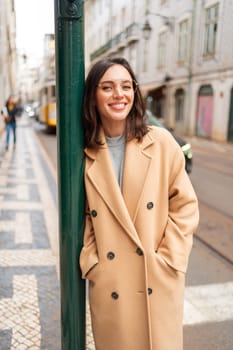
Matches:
[[55, 1, 86, 349]]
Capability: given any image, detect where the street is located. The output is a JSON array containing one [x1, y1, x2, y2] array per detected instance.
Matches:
[[33, 121, 233, 349], [184, 146, 233, 349], [189, 143, 233, 264]]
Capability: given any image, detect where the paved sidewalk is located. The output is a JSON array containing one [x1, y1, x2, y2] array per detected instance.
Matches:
[[184, 135, 233, 157], [0, 119, 61, 349], [0, 118, 96, 350]]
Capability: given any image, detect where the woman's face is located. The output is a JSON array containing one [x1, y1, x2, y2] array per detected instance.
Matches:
[[95, 64, 135, 136]]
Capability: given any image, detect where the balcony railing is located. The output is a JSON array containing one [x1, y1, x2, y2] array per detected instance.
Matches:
[[126, 23, 140, 43], [90, 41, 111, 61], [90, 22, 140, 61]]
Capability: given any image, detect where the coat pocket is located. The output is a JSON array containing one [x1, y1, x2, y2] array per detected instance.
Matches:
[[85, 262, 99, 281], [154, 251, 185, 277]]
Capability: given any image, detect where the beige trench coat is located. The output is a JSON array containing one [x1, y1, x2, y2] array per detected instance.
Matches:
[[80, 126, 199, 350]]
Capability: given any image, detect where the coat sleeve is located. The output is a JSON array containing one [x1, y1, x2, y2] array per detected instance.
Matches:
[[157, 140, 199, 273], [79, 201, 99, 279]]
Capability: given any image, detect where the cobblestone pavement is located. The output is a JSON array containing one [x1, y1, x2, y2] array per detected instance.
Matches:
[[0, 119, 62, 350], [0, 118, 95, 350]]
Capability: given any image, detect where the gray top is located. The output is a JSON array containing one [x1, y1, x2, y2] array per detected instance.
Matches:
[[106, 134, 126, 189]]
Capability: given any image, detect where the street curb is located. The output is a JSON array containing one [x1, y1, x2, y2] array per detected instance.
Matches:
[[184, 136, 233, 158]]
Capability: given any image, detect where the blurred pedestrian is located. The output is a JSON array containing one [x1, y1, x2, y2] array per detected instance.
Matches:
[[3, 95, 18, 150], [79, 57, 199, 350]]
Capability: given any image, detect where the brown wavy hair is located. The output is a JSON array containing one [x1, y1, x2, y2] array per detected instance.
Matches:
[[83, 57, 148, 148]]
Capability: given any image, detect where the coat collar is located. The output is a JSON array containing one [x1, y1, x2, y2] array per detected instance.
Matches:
[[84, 128, 156, 247], [84, 127, 156, 160]]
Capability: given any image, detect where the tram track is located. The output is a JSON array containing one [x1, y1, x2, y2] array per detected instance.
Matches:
[[194, 200, 233, 266], [198, 197, 233, 222], [192, 155, 233, 178], [194, 234, 233, 267], [189, 149, 233, 267]]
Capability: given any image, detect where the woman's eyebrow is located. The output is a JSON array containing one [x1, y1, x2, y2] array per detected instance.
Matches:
[[99, 79, 132, 84]]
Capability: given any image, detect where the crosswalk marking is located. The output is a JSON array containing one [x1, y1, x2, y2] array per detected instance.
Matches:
[[184, 281, 233, 325]]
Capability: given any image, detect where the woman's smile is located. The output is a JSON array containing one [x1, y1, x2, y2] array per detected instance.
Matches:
[[109, 102, 127, 110]]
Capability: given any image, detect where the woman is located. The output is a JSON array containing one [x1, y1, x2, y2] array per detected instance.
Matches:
[[79, 57, 199, 350], [5, 95, 18, 150]]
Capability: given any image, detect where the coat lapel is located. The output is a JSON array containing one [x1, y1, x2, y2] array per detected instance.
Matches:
[[122, 134, 154, 222], [84, 130, 155, 247]]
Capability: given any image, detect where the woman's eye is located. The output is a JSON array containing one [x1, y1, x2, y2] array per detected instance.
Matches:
[[122, 85, 132, 91], [102, 86, 112, 91]]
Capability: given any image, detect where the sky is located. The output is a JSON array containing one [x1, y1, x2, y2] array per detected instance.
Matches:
[[14, 0, 54, 65]]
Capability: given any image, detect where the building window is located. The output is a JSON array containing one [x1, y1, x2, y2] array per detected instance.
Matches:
[[178, 19, 189, 63], [175, 89, 185, 122], [112, 16, 116, 36], [157, 32, 167, 68], [11, 0, 15, 11], [121, 7, 126, 30], [129, 43, 137, 74], [106, 22, 110, 41], [203, 3, 219, 56]]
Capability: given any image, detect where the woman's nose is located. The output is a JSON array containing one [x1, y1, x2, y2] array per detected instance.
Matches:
[[113, 86, 123, 97]]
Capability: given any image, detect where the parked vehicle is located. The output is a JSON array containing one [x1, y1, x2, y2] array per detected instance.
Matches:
[[146, 110, 193, 173], [38, 81, 56, 132]]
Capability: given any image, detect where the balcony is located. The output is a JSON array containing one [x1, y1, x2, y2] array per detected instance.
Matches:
[[126, 23, 140, 43], [90, 22, 140, 61], [90, 41, 111, 61], [115, 31, 127, 49]]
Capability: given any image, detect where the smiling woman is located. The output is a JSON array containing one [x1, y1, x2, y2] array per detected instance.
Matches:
[[79, 57, 199, 350]]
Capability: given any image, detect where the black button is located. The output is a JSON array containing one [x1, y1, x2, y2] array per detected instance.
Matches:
[[136, 247, 143, 256], [111, 292, 119, 300], [148, 288, 153, 295], [91, 210, 97, 217], [147, 202, 154, 209], [107, 252, 115, 260]]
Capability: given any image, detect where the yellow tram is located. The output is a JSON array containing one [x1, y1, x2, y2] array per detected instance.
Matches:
[[39, 81, 56, 131]]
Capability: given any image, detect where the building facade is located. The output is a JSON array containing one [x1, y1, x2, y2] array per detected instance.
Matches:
[[0, 0, 17, 108], [85, 0, 233, 142]]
